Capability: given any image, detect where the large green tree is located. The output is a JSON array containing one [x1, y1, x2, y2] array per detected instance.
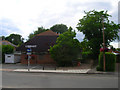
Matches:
[[5, 34, 24, 46], [28, 26, 48, 40], [49, 27, 81, 67], [77, 10, 119, 59], [50, 24, 68, 34]]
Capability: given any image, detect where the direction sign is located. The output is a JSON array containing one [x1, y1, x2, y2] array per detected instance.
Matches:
[[27, 48, 32, 52], [25, 45, 37, 71], [25, 45, 37, 48], [27, 48, 32, 55]]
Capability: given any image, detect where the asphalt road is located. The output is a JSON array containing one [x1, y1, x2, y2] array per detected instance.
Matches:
[[2, 71, 118, 88]]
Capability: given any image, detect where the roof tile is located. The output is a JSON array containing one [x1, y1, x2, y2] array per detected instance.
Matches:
[[37, 30, 59, 36]]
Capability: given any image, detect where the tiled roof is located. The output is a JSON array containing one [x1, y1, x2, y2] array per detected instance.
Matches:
[[0, 40, 17, 47], [16, 30, 59, 53], [37, 30, 59, 36]]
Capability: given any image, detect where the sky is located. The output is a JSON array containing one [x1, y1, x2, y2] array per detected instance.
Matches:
[[0, 0, 120, 48]]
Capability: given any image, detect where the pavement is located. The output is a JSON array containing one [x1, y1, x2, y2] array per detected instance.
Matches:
[[1, 63, 119, 74], [13, 69, 91, 74]]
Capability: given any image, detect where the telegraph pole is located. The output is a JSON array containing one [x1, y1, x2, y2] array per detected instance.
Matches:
[[102, 16, 106, 71]]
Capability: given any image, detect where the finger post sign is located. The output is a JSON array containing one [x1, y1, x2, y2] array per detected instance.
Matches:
[[25, 45, 37, 71]]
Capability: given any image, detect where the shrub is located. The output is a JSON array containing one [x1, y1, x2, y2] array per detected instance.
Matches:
[[50, 28, 81, 67], [2, 45, 14, 63], [97, 52, 116, 72], [116, 54, 120, 63], [82, 52, 94, 63]]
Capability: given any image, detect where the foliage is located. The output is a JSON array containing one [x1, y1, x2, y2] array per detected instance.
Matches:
[[97, 52, 116, 71], [28, 26, 48, 40], [0, 36, 6, 40], [79, 39, 91, 52], [110, 46, 116, 51], [2, 45, 14, 54], [116, 55, 120, 63], [5, 34, 24, 46], [116, 48, 120, 51], [49, 27, 81, 67], [50, 24, 68, 34], [81, 51, 94, 63], [100, 47, 109, 52], [1, 45, 14, 63], [77, 10, 120, 59]]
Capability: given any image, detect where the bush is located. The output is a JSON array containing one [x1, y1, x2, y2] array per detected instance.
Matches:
[[82, 52, 94, 63], [2, 45, 14, 63], [57, 59, 73, 67], [97, 52, 116, 72], [116, 55, 120, 63], [49, 28, 81, 67]]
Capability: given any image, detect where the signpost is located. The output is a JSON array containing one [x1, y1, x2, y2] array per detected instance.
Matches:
[[25, 45, 37, 48], [25, 45, 37, 71], [27, 48, 31, 71]]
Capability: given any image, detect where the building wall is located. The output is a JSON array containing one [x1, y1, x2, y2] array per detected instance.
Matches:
[[21, 54, 56, 64]]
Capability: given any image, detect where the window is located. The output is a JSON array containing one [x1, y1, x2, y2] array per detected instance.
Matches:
[[7, 56, 11, 58]]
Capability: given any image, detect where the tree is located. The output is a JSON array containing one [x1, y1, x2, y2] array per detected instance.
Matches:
[[50, 24, 68, 34], [28, 26, 48, 40], [49, 27, 81, 67], [5, 34, 24, 46], [79, 39, 91, 52], [117, 48, 120, 51], [0, 36, 6, 40], [77, 10, 119, 59]]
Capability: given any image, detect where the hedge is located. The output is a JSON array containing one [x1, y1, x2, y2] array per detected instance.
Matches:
[[116, 55, 120, 63], [81, 52, 94, 63], [1, 45, 14, 63], [97, 52, 116, 72]]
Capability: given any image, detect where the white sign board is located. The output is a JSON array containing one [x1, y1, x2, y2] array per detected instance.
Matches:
[[27, 52, 32, 55], [25, 45, 37, 48]]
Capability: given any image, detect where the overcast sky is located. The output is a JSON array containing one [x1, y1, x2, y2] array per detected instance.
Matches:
[[0, 0, 119, 48]]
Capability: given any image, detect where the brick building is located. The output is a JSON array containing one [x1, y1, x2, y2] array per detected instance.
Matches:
[[16, 30, 59, 64]]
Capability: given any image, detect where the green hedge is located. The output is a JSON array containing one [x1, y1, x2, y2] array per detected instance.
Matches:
[[1, 45, 14, 63], [97, 52, 116, 72], [116, 55, 120, 63], [81, 52, 94, 63]]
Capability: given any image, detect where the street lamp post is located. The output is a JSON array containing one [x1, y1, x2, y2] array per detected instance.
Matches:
[[102, 16, 106, 71]]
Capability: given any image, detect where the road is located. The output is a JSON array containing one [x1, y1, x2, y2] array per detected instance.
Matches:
[[2, 71, 118, 88]]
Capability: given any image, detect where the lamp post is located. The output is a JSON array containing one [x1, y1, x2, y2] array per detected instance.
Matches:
[[102, 16, 106, 71]]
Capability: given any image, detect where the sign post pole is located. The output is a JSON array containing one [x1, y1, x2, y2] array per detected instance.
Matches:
[[27, 48, 32, 71], [28, 55, 30, 71], [25, 45, 37, 72]]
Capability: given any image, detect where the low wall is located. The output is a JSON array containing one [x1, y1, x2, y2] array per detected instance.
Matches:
[[21, 54, 56, 64]]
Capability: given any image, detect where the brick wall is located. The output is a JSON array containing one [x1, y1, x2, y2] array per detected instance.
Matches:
[[21, 54, 56, 64]]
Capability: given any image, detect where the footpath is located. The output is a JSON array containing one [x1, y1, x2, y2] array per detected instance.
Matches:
[[1, 63, 119, 74]]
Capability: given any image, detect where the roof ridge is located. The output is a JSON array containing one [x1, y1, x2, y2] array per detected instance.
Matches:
[[37, 30, 59, 36]]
